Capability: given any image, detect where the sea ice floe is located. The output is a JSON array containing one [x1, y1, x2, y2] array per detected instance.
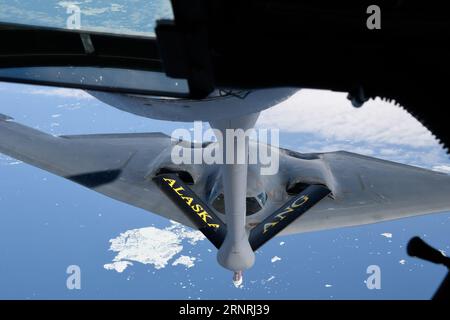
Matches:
[[104, 221, 205, 272]]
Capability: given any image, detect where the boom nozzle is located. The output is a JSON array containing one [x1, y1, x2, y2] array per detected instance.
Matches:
[[232, 271, 243, 288]]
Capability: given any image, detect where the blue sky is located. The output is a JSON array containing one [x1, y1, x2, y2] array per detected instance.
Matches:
[[0, 81, 450, 299]]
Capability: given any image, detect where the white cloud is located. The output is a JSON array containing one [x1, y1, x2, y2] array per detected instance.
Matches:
[[325, 284, 333, 288], [81, 7, 109, 16], [172, 255, 196, 268], [271, 256, 282, 263], [433, 165, 450, 174], [28, 88, 93, 99], [111, 4, 125, 13], [56, 2, 161, 36], [104, 221, 205, 272], [57, 1, 81, 7], [0, 155, 23, 166], [380, 233, 393, 239], [399, 259, 406, 265], [0, 4, 65, 26], [58, 2, 125, 15], [258, 90, 438, 148]]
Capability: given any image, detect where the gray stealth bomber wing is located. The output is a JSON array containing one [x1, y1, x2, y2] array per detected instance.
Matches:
[[281, 151, 450, 235], [1, 113, 450, 237], [0, 113, 197, 227]]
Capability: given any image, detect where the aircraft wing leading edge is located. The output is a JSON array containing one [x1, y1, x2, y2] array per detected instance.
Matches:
[[0, 113, 199, 228], [2, 113, 450, 238]]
